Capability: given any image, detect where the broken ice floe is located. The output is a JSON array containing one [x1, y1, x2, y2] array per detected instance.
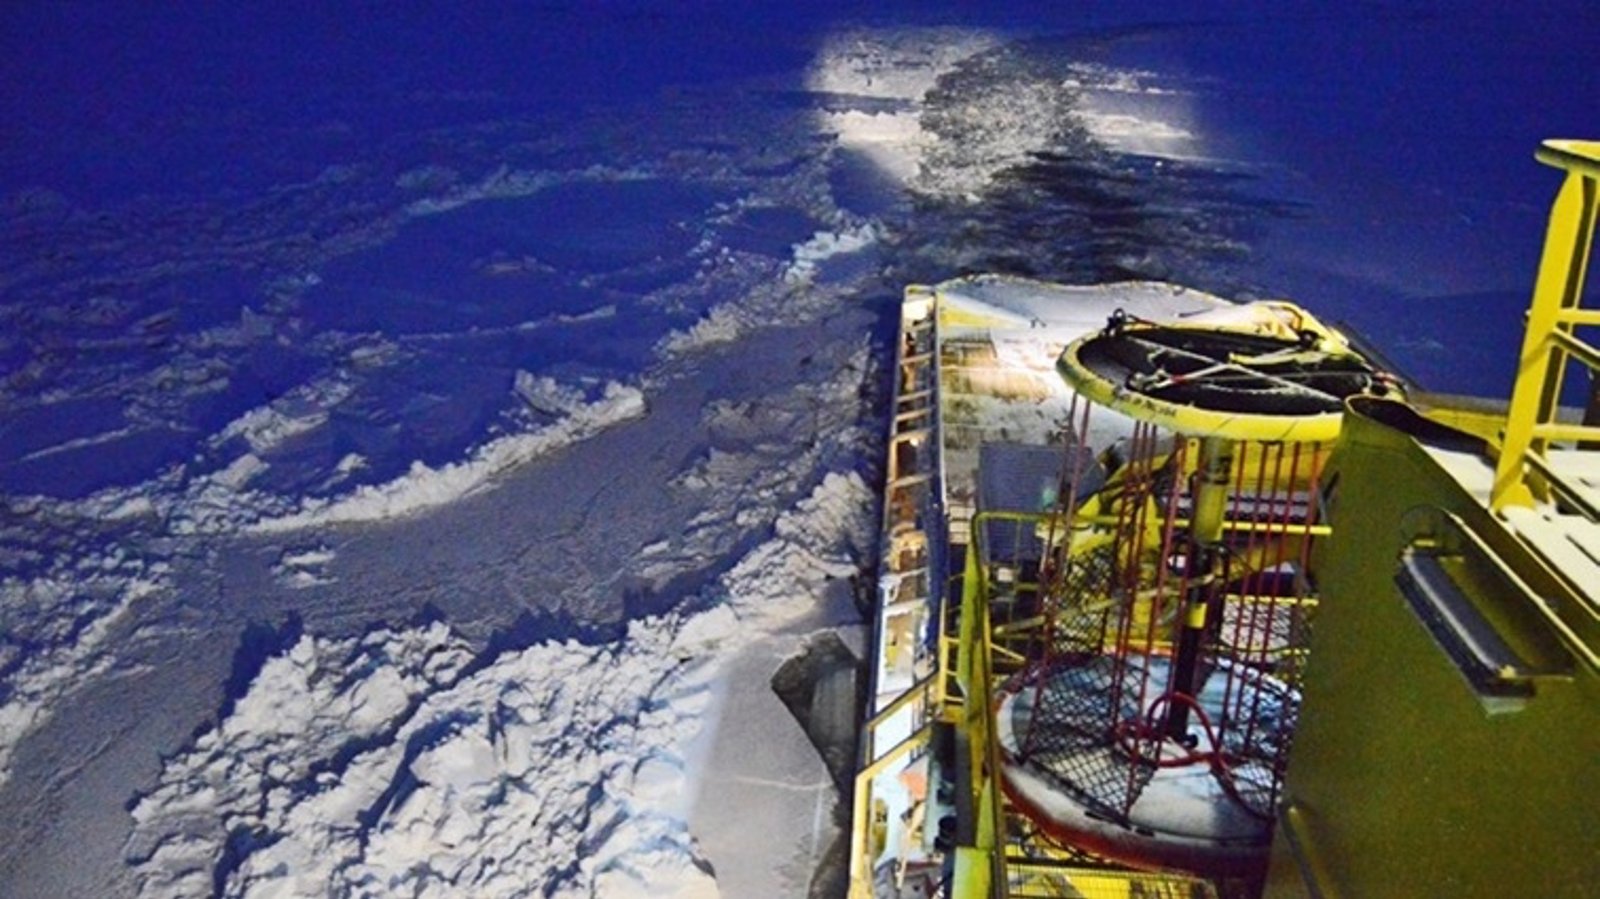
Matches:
[[272, 545, 337, 589], [0, 556, 171, 789], [252, 381, 646, 532], [126, 472, 871, 898]]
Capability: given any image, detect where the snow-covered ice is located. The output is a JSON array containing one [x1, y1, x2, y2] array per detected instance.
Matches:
[[125, 473, 871, 899], [0, 8, 1573, 898], [0, 559, 170, 789], [253, 381, 647, 532]]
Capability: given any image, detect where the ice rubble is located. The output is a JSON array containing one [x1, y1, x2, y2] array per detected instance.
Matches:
[[658, 225, 878, 357], [0, 222, 865, 889], [272, 545, 337, 589], [403, 164, 655, 218], [808, 27, 1207, 199], [1061, 62, 1203, 161], [38, 369, 646, 539], [0, 560, 171, 788], [212, 379, 355, 456], [807, 28, 1001, 193], [127, 473, 872, 899], [74, 134, 881, 895], [0, 202, 875, 818], [783, 224, 882, 284], [0, 24, 1184, 898], [252, 381, 646, 532]]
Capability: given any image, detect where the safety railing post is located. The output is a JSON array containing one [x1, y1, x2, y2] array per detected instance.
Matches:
[[1492, 140, 1600, 510]]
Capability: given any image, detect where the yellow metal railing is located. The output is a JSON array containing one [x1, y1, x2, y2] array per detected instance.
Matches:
[[1007, 861, 1221, 899], [1492, 139, 1600, 514], [947, 511, 1220, 899], [953, 534, 1004, 897], [849, 287, 945, 899]]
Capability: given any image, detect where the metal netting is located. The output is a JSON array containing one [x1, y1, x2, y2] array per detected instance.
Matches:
[[997, 395, 1326, 833]]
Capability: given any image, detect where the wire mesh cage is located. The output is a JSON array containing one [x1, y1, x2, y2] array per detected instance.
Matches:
[[993, 391, 1328, 873]]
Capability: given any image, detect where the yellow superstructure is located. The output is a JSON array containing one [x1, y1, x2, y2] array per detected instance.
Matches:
[[851, 140, 1600, 899], [1266, 139, 1600, 898]]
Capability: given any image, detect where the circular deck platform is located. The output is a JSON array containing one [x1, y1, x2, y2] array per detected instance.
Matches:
[[994, 654, 1296, 876]]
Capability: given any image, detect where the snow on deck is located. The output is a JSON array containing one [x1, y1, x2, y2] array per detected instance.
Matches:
[[1426, 444, 1600, 609], [934, 276, 1226, 537]]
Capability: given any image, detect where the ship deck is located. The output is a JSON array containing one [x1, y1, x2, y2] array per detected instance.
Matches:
[[1425, 442, 1600, 641], [854, 276, 1233, 896]]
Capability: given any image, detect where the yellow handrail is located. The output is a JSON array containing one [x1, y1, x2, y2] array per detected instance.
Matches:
[[1492, 140, 1600, 512]]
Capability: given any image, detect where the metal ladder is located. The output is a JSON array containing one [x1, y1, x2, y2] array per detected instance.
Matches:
[[1492, 139, 1600, 515], [1489, 139, 1600, 674]]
